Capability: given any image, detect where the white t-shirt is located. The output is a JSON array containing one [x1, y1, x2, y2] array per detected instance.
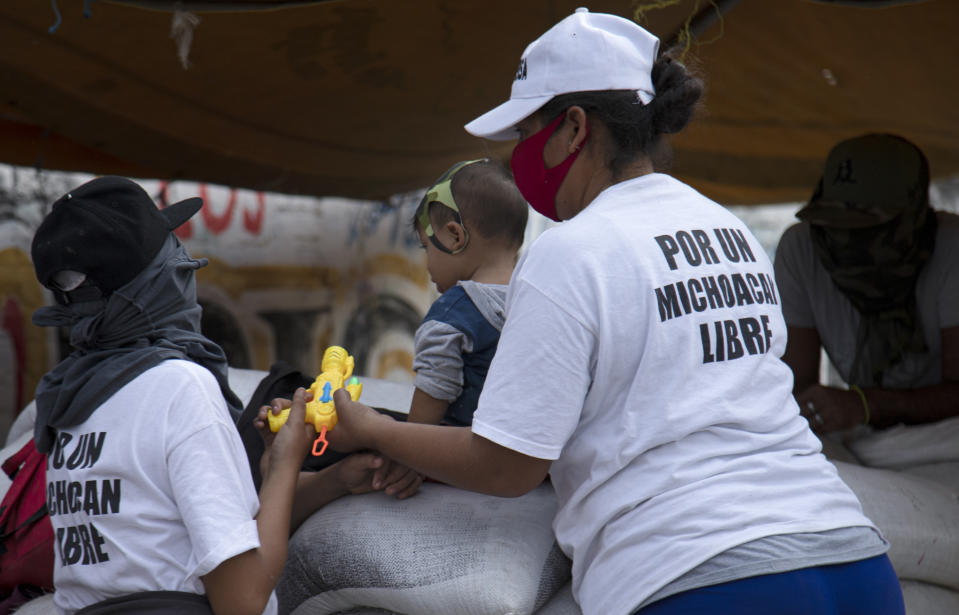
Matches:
[[774, 212, 959, 388], [45, 359, 277, 615], [472, 174, 878, 615]]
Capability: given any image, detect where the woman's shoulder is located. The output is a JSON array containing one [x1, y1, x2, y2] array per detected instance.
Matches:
[[597, 172, 700, 208]]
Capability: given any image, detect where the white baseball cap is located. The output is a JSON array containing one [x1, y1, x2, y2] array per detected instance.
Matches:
[[464, 7, 660, 141]]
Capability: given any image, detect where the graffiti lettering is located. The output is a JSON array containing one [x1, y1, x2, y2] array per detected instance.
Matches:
[[160, 182, 266, 237], [243, 192, 266, 235], [199, 185, 237, 235]]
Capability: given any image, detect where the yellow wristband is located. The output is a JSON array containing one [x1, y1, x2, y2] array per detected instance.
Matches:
[[850, 385, 870, 425]]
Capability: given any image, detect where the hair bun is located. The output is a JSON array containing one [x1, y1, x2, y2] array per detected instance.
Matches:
[[649, 54, 703, 135]]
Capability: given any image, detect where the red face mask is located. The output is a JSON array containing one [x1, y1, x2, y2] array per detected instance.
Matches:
[[509, 113, 589, 221]]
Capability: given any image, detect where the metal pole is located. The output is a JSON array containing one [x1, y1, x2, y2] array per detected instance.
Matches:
[[663, 0, 744, 49]]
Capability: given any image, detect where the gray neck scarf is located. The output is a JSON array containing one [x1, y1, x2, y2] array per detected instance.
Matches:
[[810, 213, 936, 387], [32, 235, 242, 453]]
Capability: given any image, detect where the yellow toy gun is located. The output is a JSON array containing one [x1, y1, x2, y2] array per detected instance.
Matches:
[[267, 345, 363, 456]]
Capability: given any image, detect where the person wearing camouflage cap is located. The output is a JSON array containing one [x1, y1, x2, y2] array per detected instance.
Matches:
[[774, 134, 959, 436]]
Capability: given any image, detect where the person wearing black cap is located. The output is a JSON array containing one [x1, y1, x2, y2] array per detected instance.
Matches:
[[775, 134, 959, 440], [31, 176, 317, 615]]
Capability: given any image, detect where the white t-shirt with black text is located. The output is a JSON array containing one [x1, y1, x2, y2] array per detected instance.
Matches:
[[46, 359, 277, 615], [472, 173, 879, 615]]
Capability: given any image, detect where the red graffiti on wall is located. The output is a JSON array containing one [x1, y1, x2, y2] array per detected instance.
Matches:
[[157, 182, 266, 237], [2, 298, 25, 415], [198, 184, 236, 234], [244, 192, 266, 234]]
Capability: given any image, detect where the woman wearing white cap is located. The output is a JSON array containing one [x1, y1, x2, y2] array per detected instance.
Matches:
[[326, 9, 904, 614]]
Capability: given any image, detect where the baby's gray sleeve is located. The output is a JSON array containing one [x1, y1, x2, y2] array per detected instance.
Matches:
[[412, 320, 473, 402]]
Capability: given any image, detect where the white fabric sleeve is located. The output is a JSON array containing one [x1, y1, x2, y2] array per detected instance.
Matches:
[[933, 217, 959, 330], [412, 319, 470, 402], [471, 279, 595, 461], [773, 223, 817, 328], [166, 389, 261, 577]]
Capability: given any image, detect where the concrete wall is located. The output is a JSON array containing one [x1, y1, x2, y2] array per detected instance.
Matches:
[[0, 165, 436, 436]]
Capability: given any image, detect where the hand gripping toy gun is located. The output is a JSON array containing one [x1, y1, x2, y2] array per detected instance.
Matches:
[[267, 345, 363, 456]]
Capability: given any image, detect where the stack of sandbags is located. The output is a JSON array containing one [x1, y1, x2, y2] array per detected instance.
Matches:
[[839, 415, 959, 613], [846, 416, 959, 493], [278, 482, 571, 615], [834, 461, 959, 615], [846, 417, 959, 471], [10, 594, 55, 614], [900, 580, 959, 615], [532, 582, 579, 615]]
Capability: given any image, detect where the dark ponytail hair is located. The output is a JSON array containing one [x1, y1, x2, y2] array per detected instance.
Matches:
[[536, 52, 703, 177]]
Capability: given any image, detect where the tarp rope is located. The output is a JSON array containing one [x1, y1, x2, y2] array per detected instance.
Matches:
[[48, 0, 61, 33], [633, 0, 726, 60], [170, 8, 201, 70], [48, 0, 96, 33]]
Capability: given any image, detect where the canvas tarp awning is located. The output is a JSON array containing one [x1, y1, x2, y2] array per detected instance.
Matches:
[[0, 0, 956, 204]]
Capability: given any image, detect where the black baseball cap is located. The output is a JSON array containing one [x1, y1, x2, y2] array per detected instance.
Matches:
[[31, 176, 202, 299], [796, 134, 928, 229]]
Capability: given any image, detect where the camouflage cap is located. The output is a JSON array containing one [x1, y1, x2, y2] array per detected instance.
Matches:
[[796, 134, 928, 228]]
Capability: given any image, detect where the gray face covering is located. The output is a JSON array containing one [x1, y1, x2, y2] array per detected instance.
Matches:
[[32, 235, 242, 453], [50, 299, 105, 318], [796, 133, 935, 386]]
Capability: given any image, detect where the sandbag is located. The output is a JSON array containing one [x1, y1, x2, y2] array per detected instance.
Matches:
[[4, 404, 34, 451], [900, 580, 959, 615], [8, 593, 55, 614], [834, 461, 959, 590], [0, 432, 31, 497], [898, 462, 959, 492], [279, 482, 571, 615], [846, 416, 959, 470], [532, 582, 581, 615], [225, 367, 266, 411]]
